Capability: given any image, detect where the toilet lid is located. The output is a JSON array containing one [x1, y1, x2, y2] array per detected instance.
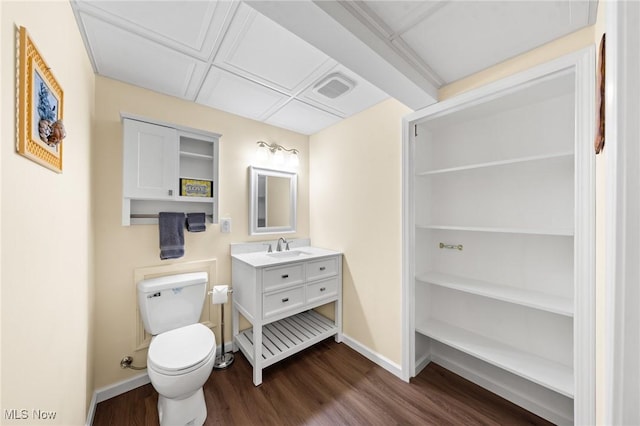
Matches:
[[148, 323, 215, 372]]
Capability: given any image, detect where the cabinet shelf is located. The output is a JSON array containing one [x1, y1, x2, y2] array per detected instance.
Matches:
[[235, 310, 337, 369], [416, 224, 574, 237], [415, 319, 574, 398], [416, 272, 573, 317], [416, 151, 573, 176], [179, 150, 213, 160], [176, 196, 214, 203]]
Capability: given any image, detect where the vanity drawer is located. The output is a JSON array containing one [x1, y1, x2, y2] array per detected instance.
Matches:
[[263, 263, 305, 292], [263, 286, 305, 319], [306, 277, 339, 305], [306, 257, 338, 281]]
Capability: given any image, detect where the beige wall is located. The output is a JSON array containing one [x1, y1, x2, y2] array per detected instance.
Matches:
[[1, 1, 95, 425], [310, 99, 412, 365], [92, 76, 309, 388]]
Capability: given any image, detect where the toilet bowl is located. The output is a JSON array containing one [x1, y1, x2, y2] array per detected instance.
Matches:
[[148, 323, 216, 426]]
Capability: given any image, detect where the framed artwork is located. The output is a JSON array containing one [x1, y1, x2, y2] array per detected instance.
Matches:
[[16, 26, 65, 173]]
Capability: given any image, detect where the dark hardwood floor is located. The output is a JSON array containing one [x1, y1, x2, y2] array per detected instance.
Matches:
[[93, 339, 553, 425]]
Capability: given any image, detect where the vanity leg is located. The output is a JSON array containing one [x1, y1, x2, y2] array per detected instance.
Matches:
[[253, 325, 263, 386], [334, 297, 343, 343], [232, 303, 239, 352]]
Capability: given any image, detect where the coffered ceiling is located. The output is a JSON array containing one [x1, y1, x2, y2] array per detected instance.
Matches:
[[71, 0, 598, 135]]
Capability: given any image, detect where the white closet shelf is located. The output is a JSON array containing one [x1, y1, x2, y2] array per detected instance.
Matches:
[[416, 272, 573, 317], [179, 151, 214, 160], [416, 319, 574, 398], [416, 224, 574, 236], [416, 152, 574, 176], [235, 310, 337, 369]]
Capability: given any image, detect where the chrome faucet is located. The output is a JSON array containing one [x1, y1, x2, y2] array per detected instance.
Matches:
[[276, 237, 290, 252]]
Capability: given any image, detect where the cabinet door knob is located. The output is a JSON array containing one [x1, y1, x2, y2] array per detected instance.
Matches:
[[281, 274, 289, 279], [320, 287, 326, 292], [319, 267, 326, 271], [282, 297, 289, 303]]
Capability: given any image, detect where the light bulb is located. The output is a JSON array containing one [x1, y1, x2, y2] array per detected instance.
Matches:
[[256, 143, 269, 163], [289, 151, 300, 167], [274, 148, 285, 165]]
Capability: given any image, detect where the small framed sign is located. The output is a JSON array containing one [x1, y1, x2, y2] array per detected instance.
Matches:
[[180, 178, 213, 198]]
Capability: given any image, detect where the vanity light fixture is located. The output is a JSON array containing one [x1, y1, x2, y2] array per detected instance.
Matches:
[[255, 141, 299, 167]]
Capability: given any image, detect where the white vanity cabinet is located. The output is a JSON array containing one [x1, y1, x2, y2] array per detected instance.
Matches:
[[121, 114, 220, 225], [403, 49, 595, 425], [231, 246, 342, 386]]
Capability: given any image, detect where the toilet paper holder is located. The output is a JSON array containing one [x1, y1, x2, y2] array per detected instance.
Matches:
[[208, 286, 234, 369]]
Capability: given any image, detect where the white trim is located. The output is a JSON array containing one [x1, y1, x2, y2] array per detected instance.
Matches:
[[605, 2, 640, 425], [341, 334, 404, 381], [401, 115, 415, 382], [573, 44, 597, 426], [85, 372, 151, 424], [85, 392, 98, 426]]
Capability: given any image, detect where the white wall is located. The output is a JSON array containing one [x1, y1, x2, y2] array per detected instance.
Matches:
[[1, 1, 95, 424]]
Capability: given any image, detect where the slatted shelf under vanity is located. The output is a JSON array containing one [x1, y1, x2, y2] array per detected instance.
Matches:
[[235, 310, 338, 369]]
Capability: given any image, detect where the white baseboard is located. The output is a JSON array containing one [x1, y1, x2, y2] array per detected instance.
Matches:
[[85, 392, 98, 426], [85, 372, 150, 425], [341, 334, 404, 381], [415, 353, 431, 375]]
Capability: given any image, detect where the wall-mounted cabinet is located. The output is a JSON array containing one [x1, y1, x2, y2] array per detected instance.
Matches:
[[121, 114, 220, 225], [403, 49, 595, 425]]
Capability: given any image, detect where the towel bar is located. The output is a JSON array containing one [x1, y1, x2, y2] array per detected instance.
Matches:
[[130, 213, 213, 219]]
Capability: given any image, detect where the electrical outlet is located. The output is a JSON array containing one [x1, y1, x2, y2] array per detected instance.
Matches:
[[220, 218, 231, 233]]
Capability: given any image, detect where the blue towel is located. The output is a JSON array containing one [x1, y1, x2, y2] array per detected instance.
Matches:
[[158, 212, 185, 260], [186, 212, 206, 232]]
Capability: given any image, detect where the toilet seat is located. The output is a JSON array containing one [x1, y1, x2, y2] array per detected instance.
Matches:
[[148, 323, 215, 376]]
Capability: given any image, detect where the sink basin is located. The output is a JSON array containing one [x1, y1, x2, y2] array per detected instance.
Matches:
[[267, 250, 310, 259]]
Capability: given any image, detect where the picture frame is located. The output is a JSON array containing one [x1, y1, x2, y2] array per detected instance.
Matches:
[[16, 26, 65, 173], [180, 178, 213, 198]]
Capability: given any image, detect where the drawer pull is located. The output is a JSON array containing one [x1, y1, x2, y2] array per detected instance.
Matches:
[[282, 297, 289, 303], [319, 267, 326, 271], [320, 287, 326, 292], [281, 274, 289, 279]]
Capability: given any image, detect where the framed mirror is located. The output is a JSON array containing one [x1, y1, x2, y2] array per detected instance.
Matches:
[[249, 166, 297, 235]]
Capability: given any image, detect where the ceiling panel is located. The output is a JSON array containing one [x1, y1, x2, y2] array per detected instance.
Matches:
[[213, 2, 336, 95], [78, 12, 207, 99], [401, 1, 593, 83], [265, 100, 342, 135], [78, 0, 234, 60], [196, 66, 289, 120], [362, 1, 446, 36]]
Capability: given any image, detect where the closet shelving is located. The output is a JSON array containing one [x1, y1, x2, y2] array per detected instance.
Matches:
[[404, 50, 595, 425], [415, 272, 573, 317]]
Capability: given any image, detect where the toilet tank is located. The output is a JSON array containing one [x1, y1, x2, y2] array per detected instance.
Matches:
[[137, 272, 208, 335]]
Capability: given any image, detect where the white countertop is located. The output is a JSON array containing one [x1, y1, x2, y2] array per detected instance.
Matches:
[[231, 246, 342, 268]]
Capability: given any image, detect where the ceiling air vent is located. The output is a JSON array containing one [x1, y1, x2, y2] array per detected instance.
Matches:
[[313, 73, 356, 99]]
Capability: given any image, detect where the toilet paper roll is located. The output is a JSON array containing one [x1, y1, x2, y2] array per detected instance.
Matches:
[[211, 285, 228, 305]]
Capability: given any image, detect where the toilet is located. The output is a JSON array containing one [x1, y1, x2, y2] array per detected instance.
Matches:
[[137, 272, 216, 426]]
